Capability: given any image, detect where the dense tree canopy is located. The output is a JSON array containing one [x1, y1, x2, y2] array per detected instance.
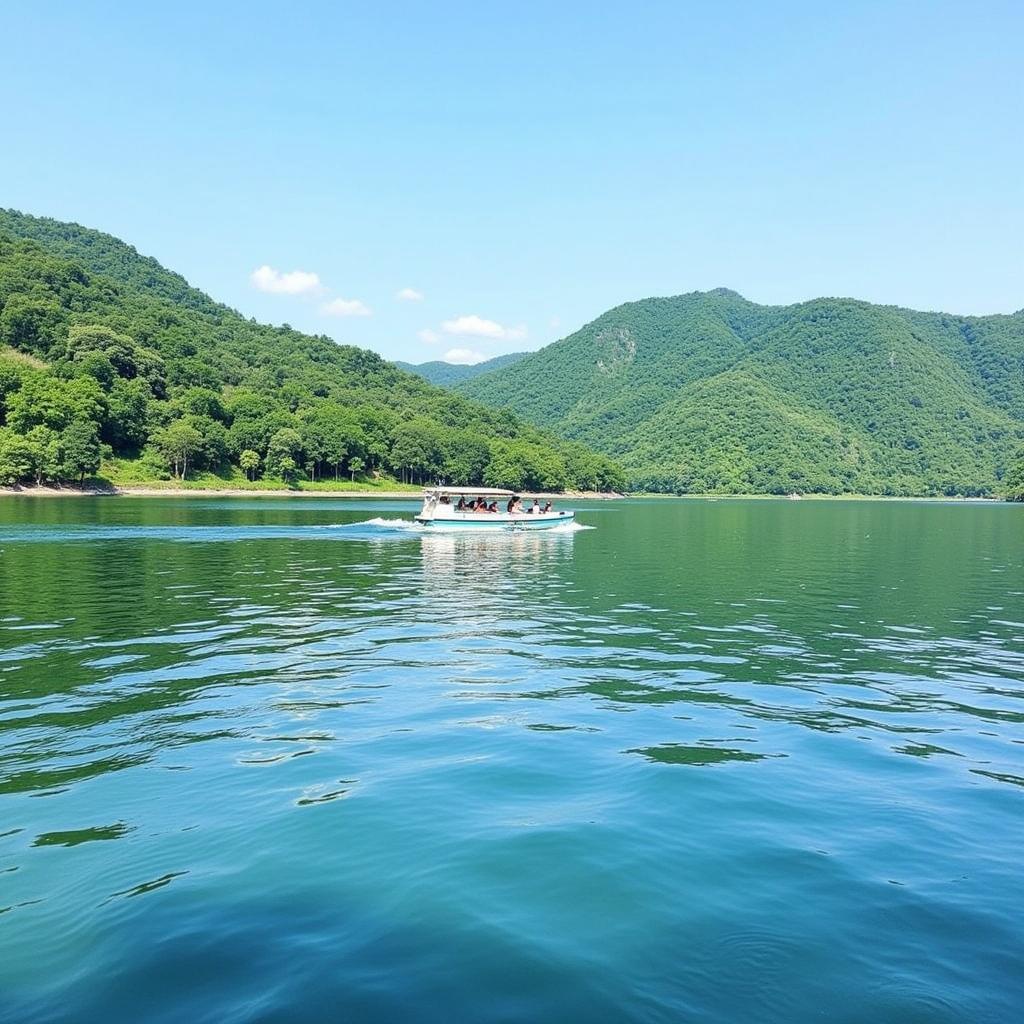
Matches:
[[0, 209, 623, 491], [1006, 451, 1024, 502], [460, 289, 1024, 496]]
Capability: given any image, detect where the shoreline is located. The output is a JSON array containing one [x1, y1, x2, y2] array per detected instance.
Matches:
[[0, 485, 1009, 502], [0, 484, 626, 500]]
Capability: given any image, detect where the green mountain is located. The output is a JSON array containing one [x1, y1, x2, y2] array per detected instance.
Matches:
[[0, 209, 622, 491], [459, 289, 1024, 496], [395, 351, 528, 387]]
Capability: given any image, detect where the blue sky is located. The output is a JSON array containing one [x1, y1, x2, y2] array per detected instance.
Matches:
[[2, 1, 1022, 363]]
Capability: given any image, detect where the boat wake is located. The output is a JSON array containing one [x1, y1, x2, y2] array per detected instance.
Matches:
[[352, 517, 424, 531], [0, 518, 592, 545]]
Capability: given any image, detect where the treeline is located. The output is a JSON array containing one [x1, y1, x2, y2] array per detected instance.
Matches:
[[0, 216, 623, 492]]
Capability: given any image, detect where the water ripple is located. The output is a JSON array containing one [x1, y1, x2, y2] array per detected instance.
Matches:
[[1, 497, 1023, 1022]]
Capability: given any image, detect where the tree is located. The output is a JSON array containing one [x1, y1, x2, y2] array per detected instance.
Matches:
[[227, 409, 297, 460], [389, 419, 441, 484], [564, 444, 626, 492], [239, 449, 261, 481], [26, 426, 61, 484], [1005, 452, 1024, 501], [7, 374, 106, 433], [225, 389, 272, 423], [0, 427, 37, 485], [66, 325, 139, 379], [185, 415, 230, 470], [76, 350, 118, 390], [265, 427, 304, 479], [563, 444, 602, 491], [276, 455, 298, 485], [356, 406, 396, 471], [299, 402, 366, 480], [0, 357, 31, 426], [441, 430, 490, 485], [0, 296, 65, 356], [596, 456, 626, 493], [299, 415, 329, 481], [174, 387, 226, 421], [167, 356, 221, 390], [349, 456, 364, 481], [132, 345, 168, 398], [60, 420, 101, 484], [104, 378, 149, 452], [485, 441, 566, 491], [153, 420, 203, 479]]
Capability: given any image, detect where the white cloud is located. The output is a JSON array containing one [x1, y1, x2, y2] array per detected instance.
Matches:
[[321, 297, 372, 317], [440, 314, 527, 341], [443, 348, 486, 365], [396, 287, 424, 302], [250, 264, 321, 295], [417, 328, 440, 343]]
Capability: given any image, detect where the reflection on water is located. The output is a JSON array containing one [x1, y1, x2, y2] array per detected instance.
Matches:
[[0, 496, 1023, 1022], [419, 528, 578, 602], [627, 743, 773, 766]]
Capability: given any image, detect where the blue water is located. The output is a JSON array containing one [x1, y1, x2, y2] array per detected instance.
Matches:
[[1, 496, 1022, 1022]]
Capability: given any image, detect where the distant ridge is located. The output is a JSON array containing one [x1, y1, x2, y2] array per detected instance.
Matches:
[[458, 289, 1024, 495], [396, 351, 529, 387]]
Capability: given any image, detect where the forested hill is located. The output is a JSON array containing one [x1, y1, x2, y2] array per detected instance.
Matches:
[[459, 289, 1024, 496], [0, 209, 622, 491], [395, 351, 528, 387]]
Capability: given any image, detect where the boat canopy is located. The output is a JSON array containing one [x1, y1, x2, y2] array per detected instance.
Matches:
[[422, 486, 516, 497]]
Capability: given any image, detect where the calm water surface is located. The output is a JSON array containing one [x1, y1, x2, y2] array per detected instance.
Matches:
[[1, 496, 1022, 1023]]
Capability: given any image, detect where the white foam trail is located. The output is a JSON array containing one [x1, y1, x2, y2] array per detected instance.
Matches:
[[361, 517, 423, 530]]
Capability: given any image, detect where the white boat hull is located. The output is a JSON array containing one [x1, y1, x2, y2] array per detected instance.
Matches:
[[415, 510, 575, 531]]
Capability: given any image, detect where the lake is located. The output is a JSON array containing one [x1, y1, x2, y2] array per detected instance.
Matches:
[[1, 496, 1022, 1023]]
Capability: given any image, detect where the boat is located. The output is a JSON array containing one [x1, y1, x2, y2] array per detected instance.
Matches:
[[414, 487, 576, 530]]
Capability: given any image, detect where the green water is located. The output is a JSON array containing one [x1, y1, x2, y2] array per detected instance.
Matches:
[[1, 496, 1022, 1023]]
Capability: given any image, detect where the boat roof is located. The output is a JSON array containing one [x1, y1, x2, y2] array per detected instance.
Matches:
[[423, 486, 515, 496]]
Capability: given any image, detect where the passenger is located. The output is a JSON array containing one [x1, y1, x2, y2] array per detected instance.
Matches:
[[506, 497, 515, 513], [512, 497, 523, 513], [440, 494, 451, 505], [476, 498, 488, 512], [542, 501, 552, 513], [530, 499, 540, 514], [487, 501, 499, 513], [455, 497, 466, 511]]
